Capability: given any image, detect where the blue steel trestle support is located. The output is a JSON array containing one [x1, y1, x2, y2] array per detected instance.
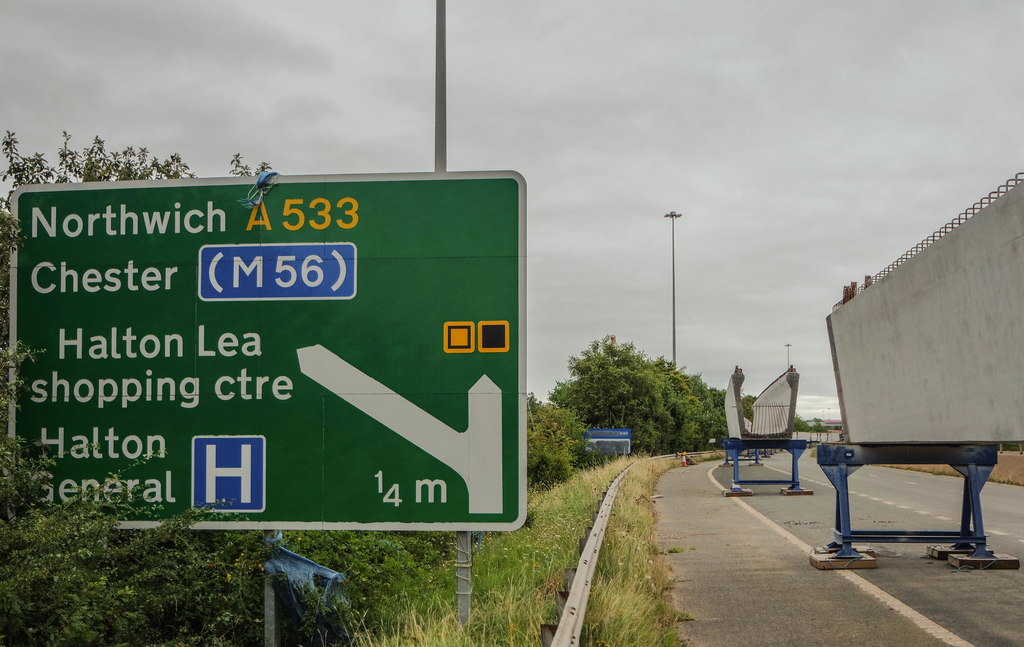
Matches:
[[721, 449, 762, 466], [720, 438, 808, 492], [816, 444, 997, 560]]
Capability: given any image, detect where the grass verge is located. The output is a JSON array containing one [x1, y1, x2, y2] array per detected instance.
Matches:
[[359, 457, 681, 646], [883, 463, 1024, 486], [583, 457, 681, 647]]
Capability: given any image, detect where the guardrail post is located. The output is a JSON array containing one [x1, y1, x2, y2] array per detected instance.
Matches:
[[555, 590, 569, 614], [579, 527, 592, 555], [540, 624, 557, 647]]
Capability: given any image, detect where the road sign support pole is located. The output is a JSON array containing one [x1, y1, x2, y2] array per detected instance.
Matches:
[[456, 530, 472, 625], [436, 1, 471, 625], [435, 0, 446, 173], [264, 530, 281, 647]]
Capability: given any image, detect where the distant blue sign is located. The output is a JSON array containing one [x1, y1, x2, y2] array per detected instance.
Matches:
[[192, 436, 266, 512], [199, 242, 356, 301], [585, 428, 632, 455], [585, 428, 632, 440]]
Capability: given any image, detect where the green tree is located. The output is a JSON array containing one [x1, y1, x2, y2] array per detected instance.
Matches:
[[742, 394, 755, 423], [694, 379, 728, 445], [549, 336, 675, 454], [549, 336, 728, 454], [0, 132, 206, 353], [526, 394, 587, 489], [0, 133, 288, 646]]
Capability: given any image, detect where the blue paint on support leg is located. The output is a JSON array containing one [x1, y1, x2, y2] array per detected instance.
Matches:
[[727, 446, 745, 492], [952, 462, 996, 559], [786, 443, 807, 492], [818, 461, 862, 558]]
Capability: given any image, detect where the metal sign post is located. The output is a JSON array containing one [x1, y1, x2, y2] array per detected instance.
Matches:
[[434, 0, 473, 625], [264, 530, 281, 647]]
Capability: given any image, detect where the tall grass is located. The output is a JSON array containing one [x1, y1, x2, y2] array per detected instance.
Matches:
[[584, 458, 680, 647], [359, 457, 681, 646]]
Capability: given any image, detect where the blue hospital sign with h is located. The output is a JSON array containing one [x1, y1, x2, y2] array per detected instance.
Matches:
[[192, 436, 266, 512]]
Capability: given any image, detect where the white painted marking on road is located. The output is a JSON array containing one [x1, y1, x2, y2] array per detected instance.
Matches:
[[989, 529, 1008, 536], [883, 501, 896, 505], [707, 466, 974, 647], [915, 510, 931, 515], [905, 481, 918, 485], [897, 505, 911, 510], [868, 497, 881, 502], [936, 516, 952, 522]]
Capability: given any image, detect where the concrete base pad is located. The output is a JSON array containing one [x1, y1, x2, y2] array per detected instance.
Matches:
[[949, 554, 1020, 570], [723, 489, 752, 497], [810, 548, 877, 570], [781, 488, 814, 496]]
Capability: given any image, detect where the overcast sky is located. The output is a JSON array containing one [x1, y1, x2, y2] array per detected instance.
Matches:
[[4, 1, 1023, 419]]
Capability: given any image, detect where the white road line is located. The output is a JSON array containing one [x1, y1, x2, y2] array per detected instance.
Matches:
[[707, 466, 973, 647], [936, 516, 952, 522], [915, 510, 931, 515], [989, 529, 1008, 536]]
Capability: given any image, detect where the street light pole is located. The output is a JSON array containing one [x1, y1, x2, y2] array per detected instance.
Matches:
[[664, 211, 682, 367], [785, 343, 792, 368]]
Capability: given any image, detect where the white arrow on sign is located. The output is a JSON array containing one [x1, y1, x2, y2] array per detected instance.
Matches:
[[296, 344, 503, 515]]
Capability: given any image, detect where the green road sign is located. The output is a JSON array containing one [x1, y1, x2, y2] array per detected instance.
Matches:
[[10, 171, 526, 530]]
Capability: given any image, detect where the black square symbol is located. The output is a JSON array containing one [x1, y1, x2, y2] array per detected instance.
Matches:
[[480, 323, 507, 350]]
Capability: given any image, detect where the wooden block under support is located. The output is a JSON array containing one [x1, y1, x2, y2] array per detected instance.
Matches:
[[811, 548, 876, 569], [723, 488, 752, 497], [781, 488, 814, 496], [949, 554, 1020, 570], [816, 545, 877, 558], [925, 545, 974, 560]]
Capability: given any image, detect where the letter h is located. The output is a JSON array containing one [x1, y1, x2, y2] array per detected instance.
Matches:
[[206, 443, 251, 503]]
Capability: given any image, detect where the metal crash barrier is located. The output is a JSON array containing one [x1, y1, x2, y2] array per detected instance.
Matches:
[[539, 454, 690, 646]]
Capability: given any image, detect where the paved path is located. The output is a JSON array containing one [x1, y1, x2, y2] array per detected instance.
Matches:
[[655, 459, 957, 647]]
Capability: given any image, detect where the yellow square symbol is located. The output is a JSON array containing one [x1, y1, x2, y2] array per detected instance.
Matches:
[[444, 322, 475, 353]]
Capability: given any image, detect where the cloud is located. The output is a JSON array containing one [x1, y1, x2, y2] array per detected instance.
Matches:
[[5, 1, 1024, 424]]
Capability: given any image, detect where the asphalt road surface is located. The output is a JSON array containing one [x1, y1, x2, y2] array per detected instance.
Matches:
[[655, 451, 1024, 646]]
